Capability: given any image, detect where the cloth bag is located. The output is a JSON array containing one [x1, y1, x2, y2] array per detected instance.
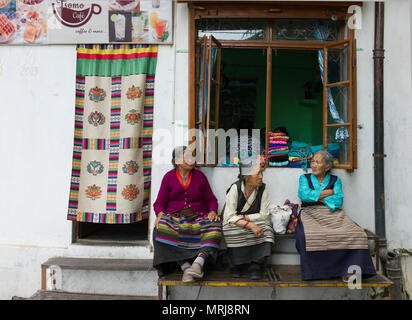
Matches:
[[270, 205, 292, 234]]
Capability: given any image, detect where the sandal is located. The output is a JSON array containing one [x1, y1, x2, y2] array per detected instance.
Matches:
[[185, 262, 204, 279]]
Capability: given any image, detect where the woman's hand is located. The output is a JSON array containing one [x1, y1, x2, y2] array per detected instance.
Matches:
[[154, 212, 164, 229], [319, 189, 334, 200], [249, 223, 264, 238], [208, 211, 221, 222]]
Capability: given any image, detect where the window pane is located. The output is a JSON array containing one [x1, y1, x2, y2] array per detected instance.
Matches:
[[211, 46, 218, 82], [204, 58, 209, 124], [196, 44, 205, 123], [220, 76, 260, 130], [197, 81, 203, 123], [196, 124, 205, 164], [197, 19, 267, 41], [209, 83, 217, 124], [273, 19, 340, 41], [206, 125, 217, 165], [198, 45, 205, 82], [327, 85, 350, 124], [327, 42, 350, 84], [327, 127, 350, 166]]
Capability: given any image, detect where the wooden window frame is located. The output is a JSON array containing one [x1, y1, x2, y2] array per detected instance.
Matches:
[[187, 1, 361, 170], [195, 35, 222, 166]]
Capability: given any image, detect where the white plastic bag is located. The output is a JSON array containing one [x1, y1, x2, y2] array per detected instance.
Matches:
[[270, 205, 292, 234]]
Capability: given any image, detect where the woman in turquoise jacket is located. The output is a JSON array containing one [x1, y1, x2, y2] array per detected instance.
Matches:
[[295, 150, 376, 281]]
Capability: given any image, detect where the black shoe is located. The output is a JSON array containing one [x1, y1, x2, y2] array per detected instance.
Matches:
[[229, 265, 242, 278], [248, 263, 263, 280]]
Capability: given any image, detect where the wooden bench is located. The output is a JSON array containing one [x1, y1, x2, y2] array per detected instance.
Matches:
[[157, 230, 392, 300], [157, 264, 393, 300], [271, 229, 382, 270]]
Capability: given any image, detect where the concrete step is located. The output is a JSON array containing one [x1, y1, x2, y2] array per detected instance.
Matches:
[[42, 257, 158, 297], [268, 252, 300, 265], [14, 290, 158, 300]]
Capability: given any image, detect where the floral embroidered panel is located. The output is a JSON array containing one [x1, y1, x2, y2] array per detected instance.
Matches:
[[67, 44, 157, 224]]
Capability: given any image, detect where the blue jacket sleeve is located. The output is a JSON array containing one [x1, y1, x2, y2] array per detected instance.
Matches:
[[298, 175, 321, 203], [323, 177, 344, 212]]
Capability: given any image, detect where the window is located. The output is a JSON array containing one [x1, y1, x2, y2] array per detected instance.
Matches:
[[187, 2, 359, 170], [195, 35, 222, 165]]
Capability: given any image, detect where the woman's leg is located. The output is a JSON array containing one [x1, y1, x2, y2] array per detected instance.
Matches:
[[229, 264, 242, 278], [186, 247, 218, 279], [177, 260, 192, 271], [247, 257, 267, 280]]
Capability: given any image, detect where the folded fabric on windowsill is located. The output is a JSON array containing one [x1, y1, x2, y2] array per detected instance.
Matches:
[[268, 161, 289, 167]]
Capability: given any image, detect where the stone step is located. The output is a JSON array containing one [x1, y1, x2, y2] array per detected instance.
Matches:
[[42, 257, 155, 271], [41, 257, 158, 297], [14, 290, 157, 300]]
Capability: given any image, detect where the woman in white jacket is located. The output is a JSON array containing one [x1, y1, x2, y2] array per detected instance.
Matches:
[[222, 157, 274, 280]]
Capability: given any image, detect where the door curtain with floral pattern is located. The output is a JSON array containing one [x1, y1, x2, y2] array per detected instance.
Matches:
[[67, 44, 157, 224]]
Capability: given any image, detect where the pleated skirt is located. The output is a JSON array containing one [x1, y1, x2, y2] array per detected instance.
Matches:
[[295, 216, 377, 281]]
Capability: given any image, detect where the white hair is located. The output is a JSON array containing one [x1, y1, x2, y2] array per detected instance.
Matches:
[[315, 150, 334, 172]]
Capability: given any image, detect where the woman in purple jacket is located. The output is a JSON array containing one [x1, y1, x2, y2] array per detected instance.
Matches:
[[152, 146, 223, 282]]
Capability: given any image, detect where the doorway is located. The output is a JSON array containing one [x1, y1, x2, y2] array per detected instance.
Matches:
[[75, 220, 149, 245]]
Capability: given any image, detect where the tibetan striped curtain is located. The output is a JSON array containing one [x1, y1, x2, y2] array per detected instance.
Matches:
[[67, 44, 157, 224]]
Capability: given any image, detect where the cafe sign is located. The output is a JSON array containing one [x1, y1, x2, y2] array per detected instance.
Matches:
[[0, 0, 173, 44], [51, 1, 103, 28]]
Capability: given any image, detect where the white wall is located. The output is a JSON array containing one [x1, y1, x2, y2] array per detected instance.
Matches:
[[383, 0, 412, 249], [0, 45, 75, 247], [0, 45, 76, 299]]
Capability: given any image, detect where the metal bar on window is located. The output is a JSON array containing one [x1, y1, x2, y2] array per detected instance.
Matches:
[[324, 38, 351, 48], [266, 47, 272, 160], [326, 80, 350, 88], [325, 123, 351, 128]]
